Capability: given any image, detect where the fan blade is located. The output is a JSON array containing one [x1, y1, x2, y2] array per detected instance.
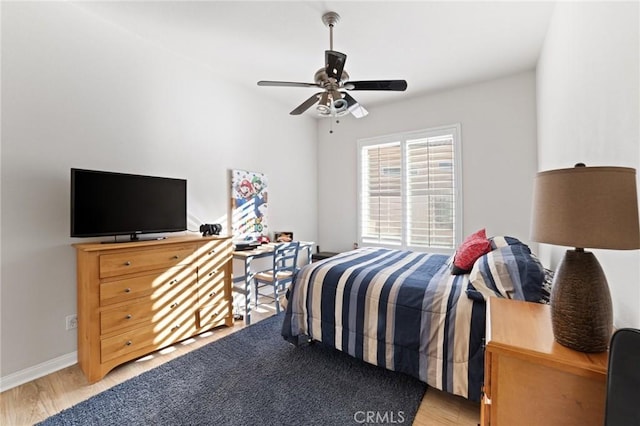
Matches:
[[290, 92, 323, 115], [342, 92, 369, 119], [344, 80, 407, 91], [258, 81, 319, 88], [325, 50, 347, 81]]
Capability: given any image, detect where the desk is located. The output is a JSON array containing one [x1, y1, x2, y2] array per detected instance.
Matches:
[[232, 241, 313, 324]]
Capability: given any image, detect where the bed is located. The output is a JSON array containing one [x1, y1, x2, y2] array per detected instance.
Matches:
[[281, 235, 550, 402]]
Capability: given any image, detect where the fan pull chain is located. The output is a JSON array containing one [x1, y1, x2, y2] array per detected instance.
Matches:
[[328, 112, 340, 135]]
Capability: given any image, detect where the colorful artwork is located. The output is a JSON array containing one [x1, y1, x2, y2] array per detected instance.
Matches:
[[230, 169, 268, 240]]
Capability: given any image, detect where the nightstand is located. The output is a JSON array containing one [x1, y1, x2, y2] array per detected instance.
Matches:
[[482, 298, 608, 426]]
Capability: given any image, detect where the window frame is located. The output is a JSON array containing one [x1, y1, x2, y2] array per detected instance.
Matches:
[[356, 124, 463, 254]]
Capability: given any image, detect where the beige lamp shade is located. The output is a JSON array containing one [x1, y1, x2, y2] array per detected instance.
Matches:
[[531, 166, 640, 250]]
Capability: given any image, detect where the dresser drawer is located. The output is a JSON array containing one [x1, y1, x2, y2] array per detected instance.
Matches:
[[197, 239, 233, 270], [100, 282, 196, 335], [198, 268, 226, 305], [101, 317, 196, 363], [100, 265, 195, 306], [99, 244, 197, 278], [197, 302, 231, 328]]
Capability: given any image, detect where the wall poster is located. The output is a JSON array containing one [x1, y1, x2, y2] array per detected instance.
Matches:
[[230, 169, 268, 240]]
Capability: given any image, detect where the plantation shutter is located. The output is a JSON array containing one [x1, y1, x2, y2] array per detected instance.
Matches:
[[361, 142, 402, 245], [406, 135, 455, 249], [358, 125, 460, 252]]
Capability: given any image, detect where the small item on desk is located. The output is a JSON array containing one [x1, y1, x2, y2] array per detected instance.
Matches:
[[274, 232, 293, 243], [234, 241, 261, 251], [257, 235, 270, 244]]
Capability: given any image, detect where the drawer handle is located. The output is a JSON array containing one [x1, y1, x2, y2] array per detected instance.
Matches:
[[170, 302, 179, 308], [208, 271, 216, 277], [124, 261, 131, 266], [208, 250, 215, 255], [125, 340, 132, 346], [124, 288, 131, 293], [211, 312, 219, 317], [169, 279, 178, 285], [209, 291, 216, 297], [125, 314, 132, 320], [172, 255, 179, 260], [172, 324, 181, 331]]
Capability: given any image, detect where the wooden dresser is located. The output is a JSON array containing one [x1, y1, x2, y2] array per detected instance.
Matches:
[[482, 298, 608, 426], [74, 236, 233, 383]]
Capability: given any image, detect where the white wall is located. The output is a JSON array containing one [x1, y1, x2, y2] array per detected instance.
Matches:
[[0, 2, 317, 382], [537, 1, 640, 327], [317, 71, 539, 253]]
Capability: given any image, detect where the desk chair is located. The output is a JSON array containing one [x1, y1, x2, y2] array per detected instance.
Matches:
[[253, 241, 300, 315], [604, 328, 640, 426]]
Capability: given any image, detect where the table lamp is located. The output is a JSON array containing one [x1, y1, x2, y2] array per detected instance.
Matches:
[[531, 164, 640, 352]]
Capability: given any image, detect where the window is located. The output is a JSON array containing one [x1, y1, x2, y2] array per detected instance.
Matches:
[[357, 125, 462, 253]]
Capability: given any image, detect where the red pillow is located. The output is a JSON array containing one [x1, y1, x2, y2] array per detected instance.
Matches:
[[452, 229, 491, 275]]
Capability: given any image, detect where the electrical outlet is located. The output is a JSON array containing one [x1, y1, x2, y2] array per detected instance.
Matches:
[[66, 314, 78, 330]]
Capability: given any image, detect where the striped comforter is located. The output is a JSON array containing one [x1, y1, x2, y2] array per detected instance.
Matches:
[[282, 247, 486, 401]]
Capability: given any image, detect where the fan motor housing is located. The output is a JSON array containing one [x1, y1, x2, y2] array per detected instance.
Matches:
[[314, 68, 349, 89]]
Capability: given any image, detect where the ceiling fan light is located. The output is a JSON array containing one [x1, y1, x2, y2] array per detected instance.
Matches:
[[348, 104, 369, 118], [333, 98, 348, 112], [319, 92, 330, 106], [316, 104, 331, 115]]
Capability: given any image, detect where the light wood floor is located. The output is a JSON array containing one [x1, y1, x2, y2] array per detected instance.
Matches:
[[1, 308, 480, 425]]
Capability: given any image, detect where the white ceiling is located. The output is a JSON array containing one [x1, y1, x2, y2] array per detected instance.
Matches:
[[71, 1, 556, 115]]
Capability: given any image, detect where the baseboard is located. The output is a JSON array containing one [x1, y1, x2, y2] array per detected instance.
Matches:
[[0, 351, 78, 392]]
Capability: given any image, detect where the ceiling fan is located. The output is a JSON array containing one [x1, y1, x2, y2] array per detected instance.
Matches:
[[257, 11, 408, 119]]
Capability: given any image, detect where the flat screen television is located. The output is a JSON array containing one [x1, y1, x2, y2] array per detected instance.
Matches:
[[70, 168, 187, 240]]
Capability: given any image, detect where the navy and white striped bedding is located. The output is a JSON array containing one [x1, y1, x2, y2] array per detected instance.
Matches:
[[466, 239, 549, 304], [281, 247, 486, 402]]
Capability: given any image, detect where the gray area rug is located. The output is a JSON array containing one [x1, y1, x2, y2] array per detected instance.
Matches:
[[39, 314, 427, 425]]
